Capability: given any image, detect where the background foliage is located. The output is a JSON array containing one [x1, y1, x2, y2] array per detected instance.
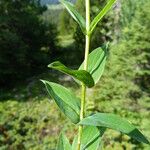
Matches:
[[0, 0, 58, 88], [0, 0, 150, 149]]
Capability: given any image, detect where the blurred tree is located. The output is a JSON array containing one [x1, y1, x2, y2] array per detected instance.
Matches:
[[0, 0, 58, 88], [93, 0, 150, 109], [120, 0, 150, 93]]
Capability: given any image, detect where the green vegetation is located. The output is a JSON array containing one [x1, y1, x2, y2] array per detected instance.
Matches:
[[0, 0, 150, 149], [0, 81, 150, 149], [0, 0, 58, 88], [42, 0, 149, 149]]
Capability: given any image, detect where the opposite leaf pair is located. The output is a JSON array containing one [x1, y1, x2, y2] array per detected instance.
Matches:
[[57, 113, 150, 150], [60, 0, 117, 35], [48, 45, 108, 88]]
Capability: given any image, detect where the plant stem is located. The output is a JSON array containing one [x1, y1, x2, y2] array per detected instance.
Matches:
[[77, 0, 90, 150]]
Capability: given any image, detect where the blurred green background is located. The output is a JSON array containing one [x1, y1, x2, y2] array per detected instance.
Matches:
[[0, 0, 150, 149]]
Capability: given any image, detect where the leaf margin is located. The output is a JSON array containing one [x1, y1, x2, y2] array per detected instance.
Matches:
[[90, 0, 117, 34], [60, 0, 86, 34], [41, 80, 80, 124]]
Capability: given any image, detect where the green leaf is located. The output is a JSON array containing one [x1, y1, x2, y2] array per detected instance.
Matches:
[[57, 132, 72, 150], [48, 61, 94, 88], [79, 44, 108, 85], [79, 113, 150, 144], [90, 0, 117, 34], [60, 0, 86, 34], [72, 126, 106, 150], [41, 80, 80, 124]]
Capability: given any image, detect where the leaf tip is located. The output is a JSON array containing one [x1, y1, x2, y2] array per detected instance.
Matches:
[[146, 140, 150, 145], [48, 61, 62, 68], [40, 79, 46, 84], [142, 136, 150, 145], [47, 64, 51, 68]]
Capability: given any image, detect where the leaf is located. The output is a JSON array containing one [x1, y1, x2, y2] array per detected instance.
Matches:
[[41, 80, 80, 124], [90, 0, 117, 34], [57, 132, 72, 150], [72, 126, 106, 150], [48, 61, 94, 88], [79, 44, 108, 84], [79, 113, 150, 144], [60, 0, 86, 34]]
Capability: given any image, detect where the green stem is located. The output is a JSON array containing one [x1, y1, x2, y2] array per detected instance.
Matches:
[[77, 0, 90, 150]]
